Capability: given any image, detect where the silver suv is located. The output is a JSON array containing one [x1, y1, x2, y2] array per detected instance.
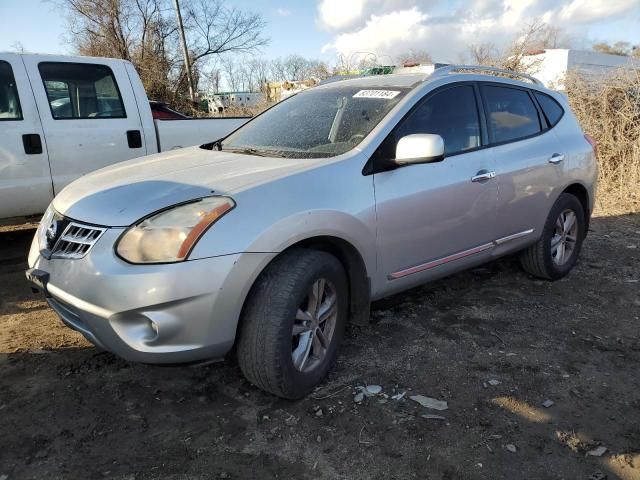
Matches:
[[27, 66, 597, 398]]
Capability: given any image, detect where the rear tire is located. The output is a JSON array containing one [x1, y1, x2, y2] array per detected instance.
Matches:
[[237, 248, 348, 399], [520, 193, 585, 280]]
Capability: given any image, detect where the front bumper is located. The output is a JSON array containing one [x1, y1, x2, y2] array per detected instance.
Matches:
[[27, 228, 275, 364]]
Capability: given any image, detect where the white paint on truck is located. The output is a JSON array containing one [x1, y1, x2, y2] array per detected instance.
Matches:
[[0, 52, 249, 222]]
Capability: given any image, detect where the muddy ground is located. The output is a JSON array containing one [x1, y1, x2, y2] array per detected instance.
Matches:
[[0, 214, 639, 480]]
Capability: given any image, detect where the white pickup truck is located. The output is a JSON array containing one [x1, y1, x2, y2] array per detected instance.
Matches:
[[0, 52, 248, 223]]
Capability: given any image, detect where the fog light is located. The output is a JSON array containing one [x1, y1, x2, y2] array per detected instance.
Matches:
[[149, 320, 159, 337]]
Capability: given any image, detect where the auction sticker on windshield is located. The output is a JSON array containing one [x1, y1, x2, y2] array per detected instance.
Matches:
[[353, 90, 401, 99]]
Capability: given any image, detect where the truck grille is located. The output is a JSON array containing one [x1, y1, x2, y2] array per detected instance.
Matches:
[[51, 222, 106, 259]]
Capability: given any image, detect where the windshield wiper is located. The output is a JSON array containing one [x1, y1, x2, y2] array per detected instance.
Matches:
[[222, 147, 287, 158]]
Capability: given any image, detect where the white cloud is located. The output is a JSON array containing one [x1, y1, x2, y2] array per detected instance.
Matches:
[[318, 0, 640, 62], [556, 0, 639, 23], [318, 0, 367, 30], [276, 7, 292, 17], [322, 8, 430, 57]]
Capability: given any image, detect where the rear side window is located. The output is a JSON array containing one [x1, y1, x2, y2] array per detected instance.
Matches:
[[534, 91, 564, 128], [0, 61, 23, 120], [38, 62, 126, 119], [396, 85, 481, 156], [482, 85, 541, 144]]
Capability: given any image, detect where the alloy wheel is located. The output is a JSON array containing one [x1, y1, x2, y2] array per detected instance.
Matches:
[[291, 278, 338, 373], [551, 209, 578, 266]]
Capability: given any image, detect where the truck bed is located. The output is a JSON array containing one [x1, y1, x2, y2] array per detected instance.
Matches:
[[154, 117, 249, 151]]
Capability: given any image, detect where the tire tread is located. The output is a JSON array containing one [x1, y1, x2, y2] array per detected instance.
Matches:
[[237, 248, 346, 398]]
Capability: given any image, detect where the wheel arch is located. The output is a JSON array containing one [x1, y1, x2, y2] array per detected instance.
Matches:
[[561, 182, 591, 237], [234, 234, 372, 349], [288, 235, 371, 326]]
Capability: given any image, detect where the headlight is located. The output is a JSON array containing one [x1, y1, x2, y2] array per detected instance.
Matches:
[[37, 205, 55, 250], [116, 196, 235, 264]]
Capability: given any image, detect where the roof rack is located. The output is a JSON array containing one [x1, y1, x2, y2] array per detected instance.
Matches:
[[428, 64, 543, 86]]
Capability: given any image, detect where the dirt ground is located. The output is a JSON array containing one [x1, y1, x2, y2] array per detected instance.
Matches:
[[1, 214, 639, 480]]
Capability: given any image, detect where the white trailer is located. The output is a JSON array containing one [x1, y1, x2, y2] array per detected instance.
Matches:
[[522, 49, 640, 89]]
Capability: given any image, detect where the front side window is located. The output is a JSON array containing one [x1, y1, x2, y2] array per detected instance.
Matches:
[[396, 85, 481, 156], [38, 62, 126, 119], [0, 61, 23, 121], [221, 86, 408, 158], [482, 85, 541, 143]]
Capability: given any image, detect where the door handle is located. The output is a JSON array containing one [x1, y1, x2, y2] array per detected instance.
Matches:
[[22, 134, 43, 155], [471, 170, 496, 183], [127, 130, 142, 148], [548, 153, 565, 164]]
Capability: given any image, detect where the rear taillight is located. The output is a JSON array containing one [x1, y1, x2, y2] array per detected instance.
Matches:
[[584, 134, 597, 157]]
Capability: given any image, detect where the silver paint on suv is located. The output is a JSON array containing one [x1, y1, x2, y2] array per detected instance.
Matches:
[[27, 66, 597, 398]]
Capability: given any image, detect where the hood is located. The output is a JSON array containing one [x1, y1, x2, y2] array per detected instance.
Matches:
[[53, 147, 315, 226]]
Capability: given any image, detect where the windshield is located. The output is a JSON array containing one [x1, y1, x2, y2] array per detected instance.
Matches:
[[221, 86, 408, 158]]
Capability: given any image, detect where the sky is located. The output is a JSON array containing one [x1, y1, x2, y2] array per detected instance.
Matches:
[[1, 0, 639, 64]]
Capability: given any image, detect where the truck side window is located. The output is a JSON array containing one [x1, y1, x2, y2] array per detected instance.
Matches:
[[0, 61, 23, 121], [38, 62, 126, 119], [396, 85, 481, 156]]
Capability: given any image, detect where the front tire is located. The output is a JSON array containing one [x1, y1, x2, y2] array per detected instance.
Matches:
[[236, 248, 349, 399], [520, 193, 586, 280]]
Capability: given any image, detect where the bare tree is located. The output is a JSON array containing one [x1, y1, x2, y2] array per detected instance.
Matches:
[[177, 0, 267, 93], [57, 0, 267, 111], [467, 20, 570, 73], [220, 57, 241, 92], [10, 42, 26, 53], [395, 48, 433, 65], [593, 41, 637, 56], [306, 60, 331, 80], [467, 42, 499, 65]]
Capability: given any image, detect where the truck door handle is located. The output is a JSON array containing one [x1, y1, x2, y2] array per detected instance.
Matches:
[[471, 170, 496, 183], [548, 153, 565, 164], [127, 130, 142, 149], [22, 134, 43, 155]]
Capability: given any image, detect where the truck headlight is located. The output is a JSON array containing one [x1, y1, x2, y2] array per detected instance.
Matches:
[[116, 197, 235, 264]]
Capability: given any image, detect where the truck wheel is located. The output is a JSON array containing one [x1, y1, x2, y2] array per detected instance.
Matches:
[[520, 193, 585, 280], [237, 248, 349, 399]]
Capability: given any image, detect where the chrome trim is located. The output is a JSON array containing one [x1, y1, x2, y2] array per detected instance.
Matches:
[[388, 242, 494, 280], [494, 228, 535, 245], [548, 154, 565, 164], [471, 171, 496, 182], [388, 229, 535, 280], [51, 222, 106, 260]]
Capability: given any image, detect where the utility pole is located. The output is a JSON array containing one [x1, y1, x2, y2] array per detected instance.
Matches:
[[173, 0, 196, 103]]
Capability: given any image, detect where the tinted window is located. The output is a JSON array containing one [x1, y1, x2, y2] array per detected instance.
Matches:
[[534, 91, 564, 127], [396, 85, 481, 156], [38, 62, 126, 119], [0, 61, 23, 120], [482, 85, 541, 143]]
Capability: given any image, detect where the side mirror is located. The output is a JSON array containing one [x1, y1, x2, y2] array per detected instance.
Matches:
[[395, 134, 445, 166]]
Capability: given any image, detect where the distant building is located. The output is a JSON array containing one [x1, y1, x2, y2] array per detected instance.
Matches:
[[522, 49, 640, 89], [208, 92, 264, 113], [266, 79, 317, 102]]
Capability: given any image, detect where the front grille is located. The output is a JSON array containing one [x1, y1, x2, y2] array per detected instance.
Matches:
[[51, 222, 106, 259]]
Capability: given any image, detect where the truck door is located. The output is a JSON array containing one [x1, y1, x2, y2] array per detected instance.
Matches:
[[22, 56, 148, 195], [0, 53, 52, 219]]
